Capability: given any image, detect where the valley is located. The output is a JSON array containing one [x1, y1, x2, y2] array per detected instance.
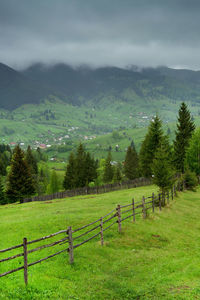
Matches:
[[0, 97, 199, 163], [1, 62, 200, 163]]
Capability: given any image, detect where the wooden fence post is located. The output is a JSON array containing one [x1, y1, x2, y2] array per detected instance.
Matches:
[[152, 192, 155, 213], [142, 196, 146, 219], [132, 198, 135, 222], [159, 193, 162, 211], [117, 205, 122, 233], [100, 217, 104, 246], [23, 237, 28, 286], [68, 226, 74, 264]]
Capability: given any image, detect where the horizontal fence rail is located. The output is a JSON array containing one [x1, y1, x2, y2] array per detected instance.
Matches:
[[0, 183, 180, 285], [23, 177, 152, 203]]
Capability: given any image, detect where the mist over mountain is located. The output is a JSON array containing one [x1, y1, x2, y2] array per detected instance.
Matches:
[[1, 62, 200, 110]]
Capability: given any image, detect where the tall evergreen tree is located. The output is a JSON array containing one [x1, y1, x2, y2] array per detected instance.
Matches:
[[152, 143, 174, 193], [6, 145, 35, 203], [47, 170, 59, 194], [173, 102, 195, 173], [25, 145, 38, 175], [124, 145, 139, 180], [84, 152, 97, 185], [75, 143, 87, 187], [63, 144, 98, 189], [0, 177, 6, 205], [103, 152, 114, 183], [186, 128, 200, 175], [113, 163, 122, 183], [36, 167, 49, 195], [63, 152, 76, 190], [139, 115, 164, 177]]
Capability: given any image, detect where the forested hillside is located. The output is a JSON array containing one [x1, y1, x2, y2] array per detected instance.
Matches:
[[2, 62, 200, 110]]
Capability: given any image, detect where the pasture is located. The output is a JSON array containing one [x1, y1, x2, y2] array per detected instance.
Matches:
[[0, 185, 200, 299]]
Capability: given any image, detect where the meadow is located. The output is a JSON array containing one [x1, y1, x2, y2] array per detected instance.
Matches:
[[0, 185, 200, 299], [0, 98, 200, 164]]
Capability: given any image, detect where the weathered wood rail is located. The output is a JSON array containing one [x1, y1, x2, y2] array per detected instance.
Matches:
[[0, 185, 178, 285], [23, 177, 152, 203]]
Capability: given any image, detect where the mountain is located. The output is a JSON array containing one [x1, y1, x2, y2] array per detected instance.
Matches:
[[21, 63, 200, 106], [1, 62, 200, 110], [0, 63, 53, 110]]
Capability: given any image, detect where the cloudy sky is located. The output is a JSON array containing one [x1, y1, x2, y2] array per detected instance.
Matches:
[[1, 0, 200, 70]]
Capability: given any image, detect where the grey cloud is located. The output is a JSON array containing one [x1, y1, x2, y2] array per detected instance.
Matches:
[[1, 0, 200, 69]]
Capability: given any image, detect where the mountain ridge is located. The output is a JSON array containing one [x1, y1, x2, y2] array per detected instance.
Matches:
[[1, 62, 200, 110]]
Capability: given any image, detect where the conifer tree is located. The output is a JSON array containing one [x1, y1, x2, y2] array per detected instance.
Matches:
[[63, 144, 98, 189], [75, 143, 87, 187], [63, 152, 76, 190], [139, 115, 164, 177], [113, 163, 122, 183], [46, 170, 59, 194], [103, 152, 114, 183], [0, 177, 6, 205], [25, 145, 38, 175], [124, 145, 139, 180], [152, 144, 174, 193], [6, 145, 35, 203], [84, 152, 97, 185], [173, 102, 195, 173], [36, 167, 49, 195], [185, 127, 200, 175]]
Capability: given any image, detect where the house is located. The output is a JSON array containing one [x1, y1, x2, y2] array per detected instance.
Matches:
[[39, 144, 46, 149]]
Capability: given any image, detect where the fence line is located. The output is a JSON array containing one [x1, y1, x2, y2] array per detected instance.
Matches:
[[23, 177, 152, 203], [0, 184, 180, 285]]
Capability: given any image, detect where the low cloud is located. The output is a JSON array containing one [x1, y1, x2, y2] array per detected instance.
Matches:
[[1, 0, 200, 70]]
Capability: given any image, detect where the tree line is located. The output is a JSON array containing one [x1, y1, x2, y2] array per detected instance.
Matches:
[[0, 102, 199, 204]]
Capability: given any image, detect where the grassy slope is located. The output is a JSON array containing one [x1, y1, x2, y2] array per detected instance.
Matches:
[[0, 98, 199, 146], [1, 185, 200, 299]]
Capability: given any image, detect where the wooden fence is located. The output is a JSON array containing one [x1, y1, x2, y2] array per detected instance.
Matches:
[[0, 185, 178, 285], [23, 177, 152, 203]]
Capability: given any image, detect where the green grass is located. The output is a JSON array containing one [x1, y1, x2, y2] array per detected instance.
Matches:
[[1, 185, 200, 299], [1, 98, 200, 163]]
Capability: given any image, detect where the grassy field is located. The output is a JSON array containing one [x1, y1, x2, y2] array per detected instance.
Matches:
[[0, 185, 200, 299]]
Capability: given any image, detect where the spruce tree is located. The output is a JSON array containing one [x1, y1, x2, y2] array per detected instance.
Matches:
[[46, 170, 59, 194], [25, 145, 38, 175], [139, 115, 164, 177], [103, 152, 114, 183], [113, 163, 122, 183], [152, 144, 174, 193], [186, 127, 200, 175], [63, 144, 98, 189], [173, 102, 195, 173], [124, 145, 139, 180], [36, 167, 49, 195], [84, 152, 97, 185], [75, 143, 87, 187], [0, 177, 6, 205], [63, 152, 76, 190], [6, 145, 35, 203]]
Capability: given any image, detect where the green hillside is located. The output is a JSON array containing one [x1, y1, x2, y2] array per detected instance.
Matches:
[[0, 97, 198, 144], [1, 186, 200, 299]]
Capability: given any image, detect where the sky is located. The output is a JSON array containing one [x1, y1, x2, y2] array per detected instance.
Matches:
[[1, 0, 200, 70]]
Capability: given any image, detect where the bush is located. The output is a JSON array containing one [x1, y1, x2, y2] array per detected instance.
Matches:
[[183, 169, 198, 190]]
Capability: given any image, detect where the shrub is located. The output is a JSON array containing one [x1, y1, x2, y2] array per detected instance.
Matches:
[[183, 169, 198, 190]]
